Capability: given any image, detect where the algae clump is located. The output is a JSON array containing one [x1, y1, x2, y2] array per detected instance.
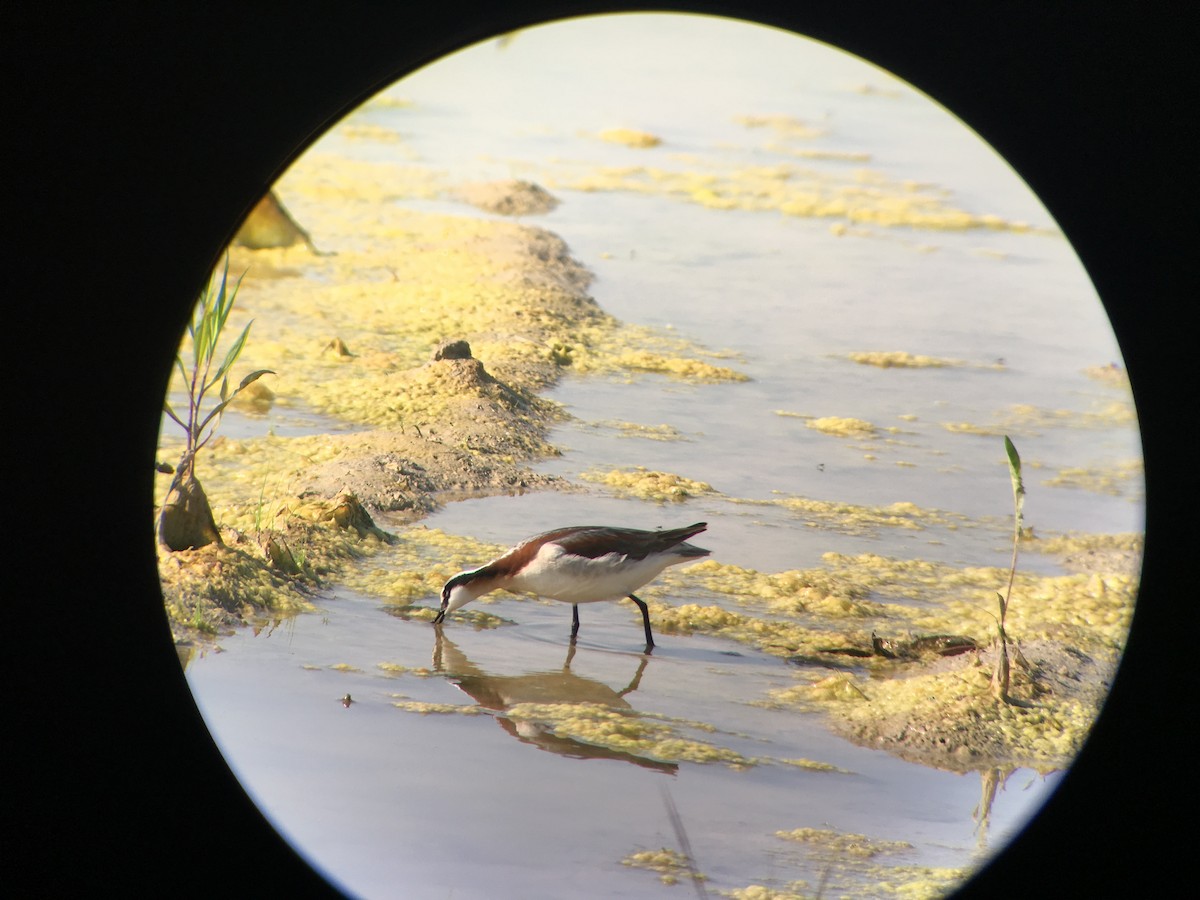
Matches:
[[582, 466, 716, 502], [774, 827, 913, 858], [391, 701, 484, 715], [807, 416, 877, 437], [598, 128, 663, 148], [847, 350, 962, 368], [621, 848, 700, 886]]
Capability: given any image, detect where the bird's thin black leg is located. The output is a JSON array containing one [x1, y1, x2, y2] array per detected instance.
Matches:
[[628, 593, 655, 650], [570, 603, 580, 642]]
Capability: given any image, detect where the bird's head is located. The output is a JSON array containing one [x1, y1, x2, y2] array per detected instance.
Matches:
[[434, 570, 484, 623]]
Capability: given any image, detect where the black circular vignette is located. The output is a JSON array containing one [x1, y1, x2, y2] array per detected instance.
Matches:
[[8, 3, 1192, 896]]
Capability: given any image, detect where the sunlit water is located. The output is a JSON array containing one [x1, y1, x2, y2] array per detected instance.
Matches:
[[183, 13, 1141, 898]]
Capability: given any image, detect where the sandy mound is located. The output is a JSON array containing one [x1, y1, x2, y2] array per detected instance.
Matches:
[[454, 180, 560, 216]]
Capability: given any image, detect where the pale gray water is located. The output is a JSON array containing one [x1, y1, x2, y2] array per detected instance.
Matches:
[[191, 587, 1059, 899], [183, 13, 1141, 898]]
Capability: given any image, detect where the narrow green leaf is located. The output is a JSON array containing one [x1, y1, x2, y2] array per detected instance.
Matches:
[[239, 368, 275, 390], [162, 400, 186, 430], [1003, 435, 1022, 480], [193, 298, 213, 368], [195, 370, 215, 407], [197, 394, 235, 434], [215, 320, 253, 381], [194, 427, 215, 455], [213, 256, 230, 321], [1003, 435, 1025, 521], [225, 268, 247, 316], [199, 261, 226, 362], [214, 265, 245, 338], [187, 305, 202, 370]]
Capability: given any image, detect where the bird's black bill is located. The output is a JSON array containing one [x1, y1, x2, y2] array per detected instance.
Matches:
[[433, 609, 446, 624]]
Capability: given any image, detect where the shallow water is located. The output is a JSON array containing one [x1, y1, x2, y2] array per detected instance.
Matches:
[[189, 587, 1058, 898], [182, 13, 1141, 898]]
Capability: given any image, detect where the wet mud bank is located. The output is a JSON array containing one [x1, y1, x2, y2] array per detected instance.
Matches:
[[157, 178, 739, 642]]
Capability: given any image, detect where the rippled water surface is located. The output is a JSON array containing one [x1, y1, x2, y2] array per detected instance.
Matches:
[[183, 13, 1141, 898]]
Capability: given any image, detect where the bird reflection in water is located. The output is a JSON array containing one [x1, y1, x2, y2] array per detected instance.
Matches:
[[432, 629, 676, 773]]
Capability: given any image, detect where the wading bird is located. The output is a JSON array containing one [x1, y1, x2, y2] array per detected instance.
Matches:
[[434, 522, 710, 650]]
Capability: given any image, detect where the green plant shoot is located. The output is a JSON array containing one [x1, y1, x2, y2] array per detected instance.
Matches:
[[162, 256, 273, 480], [992, 435, 1025, 702], [1001, 435, 1024, 612]]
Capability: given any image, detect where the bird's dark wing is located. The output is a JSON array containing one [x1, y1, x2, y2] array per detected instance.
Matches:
[[550, 523, 709, 561]]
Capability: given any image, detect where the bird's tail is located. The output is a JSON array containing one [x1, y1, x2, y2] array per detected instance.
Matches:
[[661, 522, 709, 558]]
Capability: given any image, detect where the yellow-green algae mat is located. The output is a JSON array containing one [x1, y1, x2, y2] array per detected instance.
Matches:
[[647, 535, 1136, 772], [547, 107, 1052, 237], [156, 161, 746, 640], [176, 150, 748, 435], [157, 492, 398, 638], [621, 827, 965, 898]]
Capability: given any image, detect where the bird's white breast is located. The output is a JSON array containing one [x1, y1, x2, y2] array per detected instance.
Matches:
[[505, 542, 687, 603]]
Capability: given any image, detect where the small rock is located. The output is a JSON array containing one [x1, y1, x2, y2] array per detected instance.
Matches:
[[433, 339, 473, 361], [233, 190, 318, 251], [454, 180, 559, 216], [323, 337, 354, 357]]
